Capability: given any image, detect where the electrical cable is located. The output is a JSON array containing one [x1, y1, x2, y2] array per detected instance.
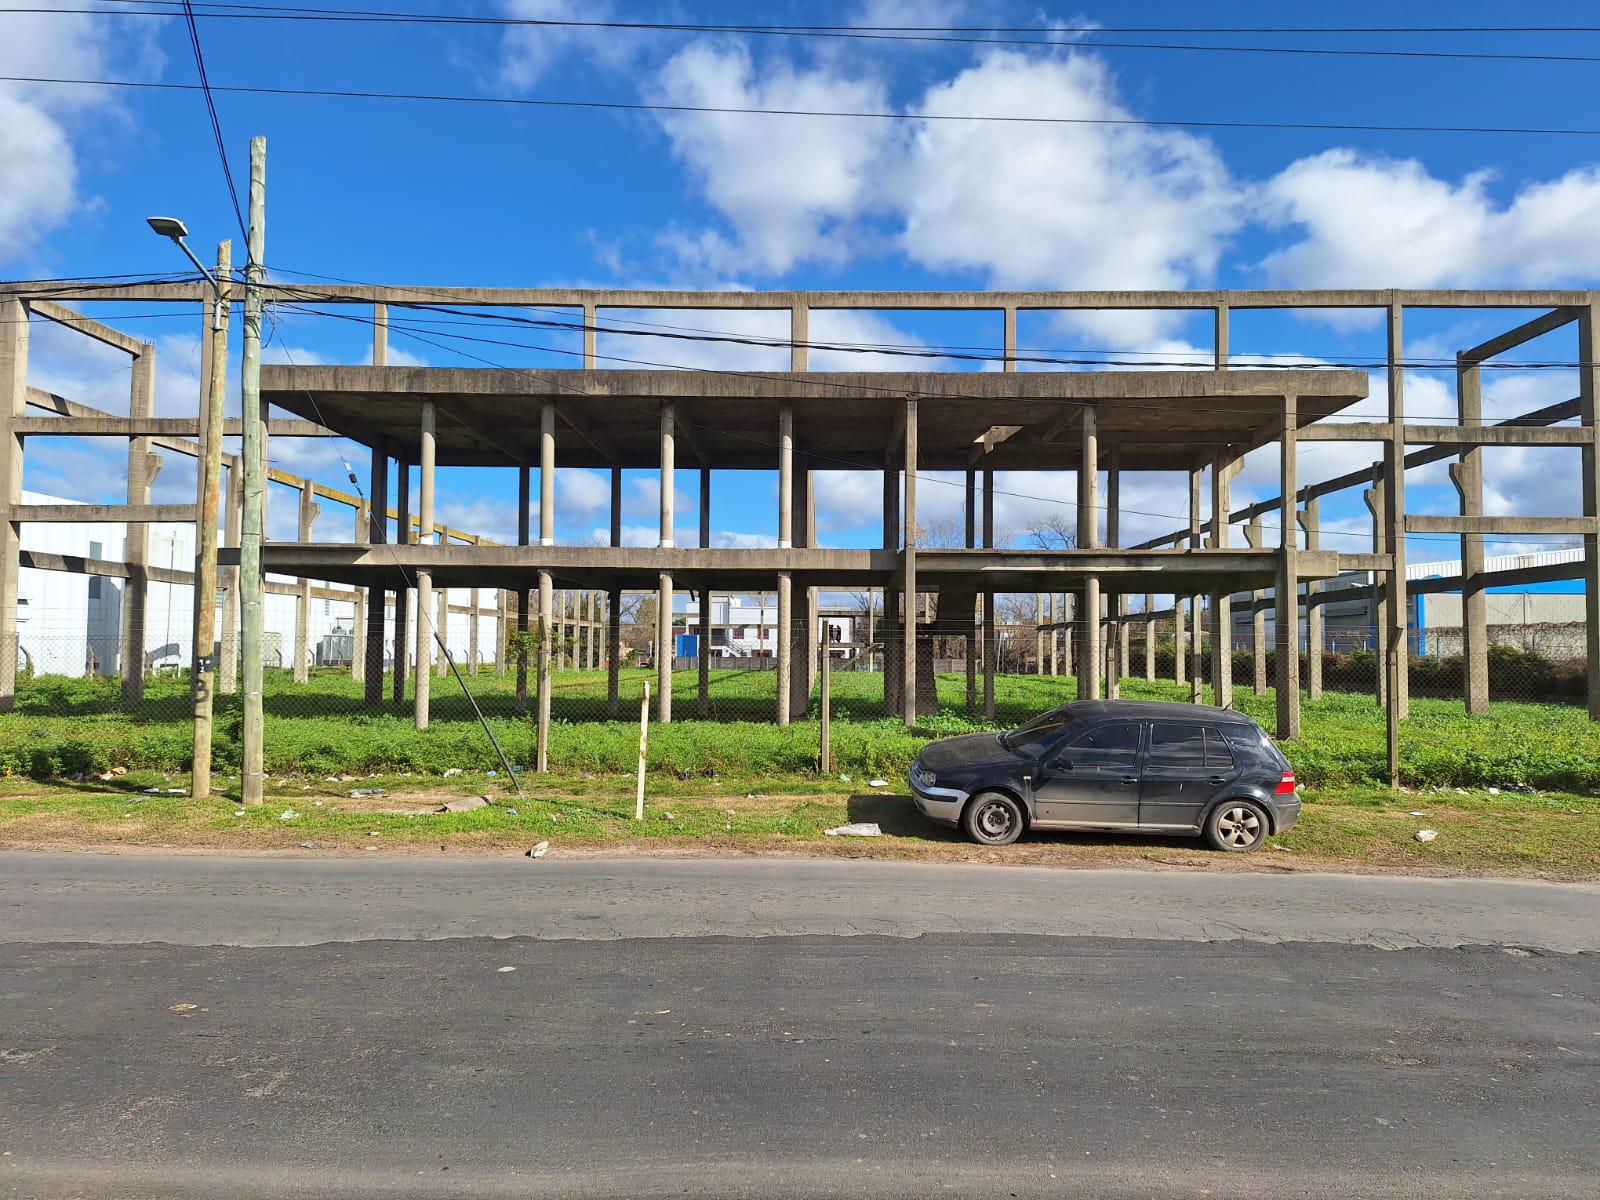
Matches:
[[9, 72, 1600, 138], [178, 0, 247, 238]]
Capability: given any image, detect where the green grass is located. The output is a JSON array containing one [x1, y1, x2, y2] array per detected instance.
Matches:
[[4, 665, 1600, 794], [0, 769, 1594, 878]]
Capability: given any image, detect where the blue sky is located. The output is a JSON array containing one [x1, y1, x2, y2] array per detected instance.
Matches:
[[6, 0, 1600, 581]]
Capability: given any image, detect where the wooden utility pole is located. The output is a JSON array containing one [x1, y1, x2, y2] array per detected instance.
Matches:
[[189, 239, 231, 800], [239, 136, 267, 807]]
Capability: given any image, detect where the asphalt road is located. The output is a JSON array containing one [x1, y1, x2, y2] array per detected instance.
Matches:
[[3, 855, 1598, 1199]]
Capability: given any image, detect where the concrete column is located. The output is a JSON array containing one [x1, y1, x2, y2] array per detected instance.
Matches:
[[468, 586, 480, 674], [540, 402, 556, 547], [414, 402, 435, 730], [1048, 592, 1059, 676], [1106, 448, 1121, 700], [537, 571, 552, 770], [1144, 598, 1157, 682], [606, 588, 621, 717], [1365, 478, 1388, 708], [1210, 449, 1233, 709], [1277, 394, 1302, 740], [556, 588, 567, 672], [1385, 305, 1410, 738], [1453, 355, 1488, 714], [965, 463, 976, 714], [120, 344, 155, 703], [609, 464, 622, 549], [435, 584, 448, 678], [1173, 586, 1186, 686], [1214, 303, 1229, 369], [1579, 303, 1600, 721], [0, 299, 25, 710], [1078, 404, 1100, 701], [494, 587, 506, 676], [659, 401, 675, 548], [880, 464, 901, 714], [1299, 497, 1324, 701], [982, 466, 995, 718], [220, 459, 242, 694], [1035, 593, 1045, 676], [1063, 595, 1074, 677], [657, 572, 673, 722], [352, 502, 368, 682], [362, 448, 387, 707], [293, 480, 318, 683], [1246, 516, 1267, 696], [1188, 463, 1203, 704], [777, 404, 794, 724], [393, 460, 409, 705], [698, 588, 711, 717], [515, 464, 530, 713], [903, 398, 919, 725], [792, 584, 815, 718]]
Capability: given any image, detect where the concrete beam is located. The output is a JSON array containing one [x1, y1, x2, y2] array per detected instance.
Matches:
[[1404, 515, 1597, 535]]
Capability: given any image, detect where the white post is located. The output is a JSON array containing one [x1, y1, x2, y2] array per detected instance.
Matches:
[[635, 679, 650, 821]]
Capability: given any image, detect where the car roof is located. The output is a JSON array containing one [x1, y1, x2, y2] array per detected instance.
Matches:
[[1065, 699, 1258, 726]]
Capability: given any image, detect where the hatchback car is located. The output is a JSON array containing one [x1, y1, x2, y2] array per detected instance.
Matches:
[[907, 699, 1300, 851]]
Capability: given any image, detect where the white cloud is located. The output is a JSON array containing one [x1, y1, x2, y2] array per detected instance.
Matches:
[[0, 4, 164, 265], [493, 0, 642, 89], [648, 42, 898, 275], [898, 53, 1242, 294], [1259, 149, 1600, 288]]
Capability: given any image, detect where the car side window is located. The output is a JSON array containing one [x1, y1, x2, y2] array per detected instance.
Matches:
[[1148, 722, 1206, 768], [1059, 721, 1141, 766], [1203, 727, 1236, 770]]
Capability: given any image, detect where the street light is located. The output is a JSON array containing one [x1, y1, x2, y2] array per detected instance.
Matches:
[[146, 216, 222, 328]]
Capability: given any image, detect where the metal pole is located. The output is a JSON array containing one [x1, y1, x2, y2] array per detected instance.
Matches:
[[189, 239, 230, 800], [239, 135, 267, 808]]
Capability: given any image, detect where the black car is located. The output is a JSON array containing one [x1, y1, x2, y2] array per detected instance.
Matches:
[[908, 699, 1301, 852]]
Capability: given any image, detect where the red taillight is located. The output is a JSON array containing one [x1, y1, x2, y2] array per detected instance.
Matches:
[[1274, 771, 1297, 795]]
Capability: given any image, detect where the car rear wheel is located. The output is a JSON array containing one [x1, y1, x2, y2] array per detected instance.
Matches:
[[1205, 799, 1270, 852], [962, 791, 1025, 847]]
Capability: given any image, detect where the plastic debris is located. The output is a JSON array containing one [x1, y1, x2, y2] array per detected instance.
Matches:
[[436, 796, 489, 813], [233, 810, 245, 817], [167, 1003, 198, 1013], [1408, 811, 1425, 817], [298, 841, 316, 849], [1415, 829, 1439, 843], [526, 841, 550, 859], [497, 966, 517, 973], [143, 787, 162, 794], [279, 810, 298, 821], [506, 807, 519, 816], [839, 773, 852, 782], [1488, 787, 1502, 796], [443, 767, 462, 777], [868, 779, 888, 788], [663, 812, 675, 821], [825, 822, 883, 837], [487, 770, 498, 778], [350, 787, 386, 798]]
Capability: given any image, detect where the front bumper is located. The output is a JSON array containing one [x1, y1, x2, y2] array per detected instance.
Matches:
[[908, 771, 968, 828]]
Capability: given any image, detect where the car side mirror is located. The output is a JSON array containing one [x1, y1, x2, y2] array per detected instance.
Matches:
[[1052, 756, 1074, 770]]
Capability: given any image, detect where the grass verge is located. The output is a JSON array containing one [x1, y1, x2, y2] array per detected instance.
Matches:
[[1, 770, 1595, 879]]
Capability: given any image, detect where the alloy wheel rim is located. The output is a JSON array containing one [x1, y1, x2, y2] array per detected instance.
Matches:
[[1218, 806, 1262, 847]]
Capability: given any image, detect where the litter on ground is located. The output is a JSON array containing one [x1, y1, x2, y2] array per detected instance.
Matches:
[[825, 822, 883, 837], [1415, 829, 1439, 843]]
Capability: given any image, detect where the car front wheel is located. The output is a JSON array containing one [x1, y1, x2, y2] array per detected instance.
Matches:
[[1205, 799, 1270, 852], [963, 791, 1025, 847]]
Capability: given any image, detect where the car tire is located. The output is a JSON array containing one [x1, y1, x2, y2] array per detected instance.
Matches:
[[962, 791, 1025, 847], [1204, 798, 1270, 852]]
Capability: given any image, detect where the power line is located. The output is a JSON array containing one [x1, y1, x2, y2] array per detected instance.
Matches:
[[45, 4, 1600, 65], [11, 72, 1600, 138], [177, 0, 247, 238]]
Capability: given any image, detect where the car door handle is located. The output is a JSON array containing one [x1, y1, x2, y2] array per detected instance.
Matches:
[[1120, 776, 1137, 784], [1206, 776, 1226, 785]]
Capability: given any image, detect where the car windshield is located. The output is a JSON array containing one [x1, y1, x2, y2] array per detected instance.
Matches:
[[1001, 707, 1080, 757]]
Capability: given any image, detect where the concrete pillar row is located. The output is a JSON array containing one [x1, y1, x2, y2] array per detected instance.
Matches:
[[1077, 405, 1101, 701], [414, 401, 436, 730]]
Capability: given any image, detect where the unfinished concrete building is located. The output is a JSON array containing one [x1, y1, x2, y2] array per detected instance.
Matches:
[[2, 283, 1597, 789]]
